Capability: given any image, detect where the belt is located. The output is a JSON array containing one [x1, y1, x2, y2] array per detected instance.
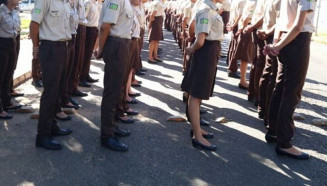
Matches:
[[108, 36, 131, 42], [0, 36, 17, 42], [131, 37, 139, 41], [40, 40, 70, 46]]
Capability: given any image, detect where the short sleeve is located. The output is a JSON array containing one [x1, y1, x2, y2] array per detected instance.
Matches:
[[101, 0, 122, 24], [196, 10, 210, 34], [299, 0, 316, 12], [31, 0, 48, 24]]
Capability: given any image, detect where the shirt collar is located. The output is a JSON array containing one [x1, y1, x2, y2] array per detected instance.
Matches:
[[1, 4, 12, 14], [203, 0, 218, 11]]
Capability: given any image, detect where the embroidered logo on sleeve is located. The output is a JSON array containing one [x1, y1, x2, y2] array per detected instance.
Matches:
[[200, 18, 209, 24], [34, 8, 41, 14], [109, 3, 118, 10]]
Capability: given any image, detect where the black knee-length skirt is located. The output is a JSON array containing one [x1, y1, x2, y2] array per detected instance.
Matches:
[[149, 16, 164, 42], [181, 40, 221, 100]]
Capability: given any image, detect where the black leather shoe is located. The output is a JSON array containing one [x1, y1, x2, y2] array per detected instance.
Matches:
[[4, 104, 22, 111], [86, 76, 99, 83], [191, 139, 217, 151], [131, 83, 141, 88], [275, 147, 310, 160], [52, 128, 73, 136], [72, 90, 88, 97], [116, 116, 135, 124], [190, 130, 214, 139], [101, 137, 128, 151], [36, 136, 63, 150], [228, 72, 240, 79], [32, 80, 43, 87], [135, 71, 145, 76], [129, 93, 141, 97], [238, 83, 248, 90], [265, 132, 277, 143], [0, 114, 13, 120], [200, 118, 210, 126], [148, 59, 157, 64], [79, 80, 91, 88], [114, 127, 131, 137], [69, 98, 80, 106], [126, 98, 138, 104], [248, 95, 255, 102], [154, 58, 163, 62], [125, 110, 138, 116], [55, 115, 72, 121], [258, 110, 265, 119], [63, 104, 79, 110]]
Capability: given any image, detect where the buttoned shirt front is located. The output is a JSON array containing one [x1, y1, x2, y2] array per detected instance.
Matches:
[[251, 0, 267, 26], [32, 0, 72, 41], [69, 0, 79, 34], [132, 6, 141, 38], [195, 0, 224, 41], [262, 0, 280, 31], [229, 0, 246, 25], [153, 0, 165, 16], [99, 0, 133, 39], [0, 4, 20, 38], [76, 0, 87, 24], [85, 0, 100, 27]]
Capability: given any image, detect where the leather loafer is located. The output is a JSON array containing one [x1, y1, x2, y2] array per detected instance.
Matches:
[[63, 104, 79, 110], [200, 118, 210, 126], [125, 110, 138, 116], [191, 139, 217, 151], [69, 98, 80, 106], [52, 128, 73, 136], [32, 80, 43, 87], [131, 83, 141, 88], [55, 115, 72, 121], [228, 72, 240, 79], [126, 98, 138, 104], [0, 114, 13, 120], [275, 147, 310, 160], [72, 90, 88, 97], [135, 71, 145, 76], [101, 137, 128, 151], [148, 59, 157, 64], [36, 136, 62, 150], [79, 80, 91, 88], [258, 110, 265, 119], [129, 93, 141, 97], [114, 127, 131, 137], [265, 132, 277, 143], [4, 104, 22, 111], [86, 76, 99, 83], [116, 116, 135, 124], [154, 58, 163, 62], [238, 83, 248, 90], [190, 130, 214, 139]]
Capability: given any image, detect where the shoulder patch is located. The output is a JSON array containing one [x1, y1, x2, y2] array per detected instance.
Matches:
[[200, 18, 209, 24], [34, 8, 41, 14], [108, 3, 118, 10]]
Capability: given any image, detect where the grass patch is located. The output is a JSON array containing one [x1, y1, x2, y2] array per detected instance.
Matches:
[[21, 18, 31, 30], [312, 32, 327, 45]]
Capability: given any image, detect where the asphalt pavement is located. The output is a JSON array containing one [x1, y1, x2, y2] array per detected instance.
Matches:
[[0, 30, 326, 186]]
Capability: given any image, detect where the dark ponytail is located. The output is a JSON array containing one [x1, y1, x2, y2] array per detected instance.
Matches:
[[0, 0, 7, 5]]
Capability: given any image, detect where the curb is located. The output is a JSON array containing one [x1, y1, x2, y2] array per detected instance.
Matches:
[[13, 71, 32, 88]]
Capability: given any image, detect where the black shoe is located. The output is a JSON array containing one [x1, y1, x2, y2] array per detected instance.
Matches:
[[86, 76, 99, 83], [248, 95, 255, 102], [55, 115, 72, 121], [200, 118, 210, 126], [10, 92, 24, 97], [52, 128, 73, 136], [135, 71, 145, 76], [63, 104, 79, 110], [32, 80, 43, 87], [0, 114, 13, 120], [190, 130, 214, 139], [131, 83, 141, 88], [140, 68, 147, 72], [238, 83, 248, 90], [3, 104, 22, 111], [129, 93, 141, 97], [148, 59, 157, 64], [79, 80, 91, 88], [154, 58, 163, 62], [200, 109, 207, 114], [228, 72, 240, 79], [258, 110, 265, 119], [116, 116, 135, 124], [254, 100, 259, 107], [125, 110, 138, 116], [101, 137, 128, 151], [114, 127, 131, 137], [71, 90, 88, 97], [191, 138, 217, 151], [275, 147, 310, 160], [69, 98, 80, 106], [36, 136, 63, 150], [126, 98, 138, 104], [265, 131, 277, 143]]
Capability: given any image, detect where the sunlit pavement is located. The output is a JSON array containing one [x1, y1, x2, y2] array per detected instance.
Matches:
[[1, 30, 326, 185]]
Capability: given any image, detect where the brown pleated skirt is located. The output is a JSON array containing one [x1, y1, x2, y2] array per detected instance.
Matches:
[[149, 16, 164, 41], [233, 31, 254, 62], [181, 40, 221, 100]]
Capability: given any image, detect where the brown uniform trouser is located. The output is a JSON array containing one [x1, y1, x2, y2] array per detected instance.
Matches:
[[80, 26, 98, 81], [248, 30, 266, 101], [0, 38, 17, 113], [221, 11, 230, 34], [268, 32, 312, 148], [71, 24, 86, 93], [227, 26, 238, 72], [10, 35, 20, 92], [101, 37, 131, 139], [38, 40, 69, 136], [258, 35, 277, 124]]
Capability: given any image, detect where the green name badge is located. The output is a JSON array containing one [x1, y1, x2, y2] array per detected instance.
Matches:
[[34, 8, 41, 14], [109, 3, 118, 10], [200, 18, 209, 24]]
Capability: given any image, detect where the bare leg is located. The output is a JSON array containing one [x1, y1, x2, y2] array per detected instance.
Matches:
[[148, 41, 155, 61], [126, 70, 133, 102], [240, 61, 249, 88]]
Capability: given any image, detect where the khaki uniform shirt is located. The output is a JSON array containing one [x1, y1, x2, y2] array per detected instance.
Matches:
[[218, 0, 231, 12], [278, 0, 316, 32], [262, 0, 281, 31], [99, 0, 133, 39], [132, 7, 141, 38], [183, 2, 194, 19], [32, 0, 72, 41], [0, 4, 20, 38], [134, 5, 146, 29], [238, 0, 256, 28], [69, 1, 79, 34], [153, 0, 165, 17], [76, 0, 87, 25], [229, 0, 246, 25], [195, 0, 224, 41], [85, 0, 100, 27], [251, 0, 267, 26]]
